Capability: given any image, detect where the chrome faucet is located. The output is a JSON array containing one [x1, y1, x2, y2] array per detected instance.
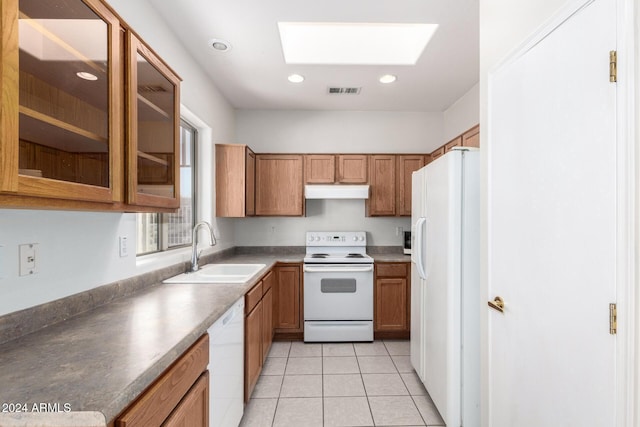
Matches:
[[190, 221, 217, 272]]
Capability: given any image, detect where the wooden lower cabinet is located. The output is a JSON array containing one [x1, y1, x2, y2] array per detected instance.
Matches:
[[245, 298, 263, 401], [262, 286, 273, 362], [163, 372, 209, 427], [374, 262, 410, 339], [244, 269, 277, 401], [273, 264, 302, 334], [116, 335, 209, 427]]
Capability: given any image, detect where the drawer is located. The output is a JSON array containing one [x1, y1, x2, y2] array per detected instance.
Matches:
[[245, 281, 263, 314], [116, 334, 209, 427], [376, 263, 408, 278], [262, 270, 275, 295]]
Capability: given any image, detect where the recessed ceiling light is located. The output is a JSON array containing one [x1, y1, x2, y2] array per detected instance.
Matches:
[[288, 74, 305, 83], [379, 74, 397, 84], [278, 22, 438, 65], [76, 71, 98, 81], [209, 38, 231, 52]]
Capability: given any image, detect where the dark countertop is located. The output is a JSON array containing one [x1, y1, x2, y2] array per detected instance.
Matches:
[[371, 253, 412, 262], [0, 249, 408, 426], [0, 253, 303, 427]]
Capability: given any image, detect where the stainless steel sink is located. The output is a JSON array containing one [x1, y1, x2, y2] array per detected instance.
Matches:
[[163, 263, 266, 284]]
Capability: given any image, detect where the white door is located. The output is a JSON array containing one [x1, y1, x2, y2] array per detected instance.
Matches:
[[487, 0, 617, 425]]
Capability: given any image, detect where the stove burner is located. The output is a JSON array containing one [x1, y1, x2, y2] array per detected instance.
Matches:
[[346, 253, 365, 258], [311, 253, 329, 258]]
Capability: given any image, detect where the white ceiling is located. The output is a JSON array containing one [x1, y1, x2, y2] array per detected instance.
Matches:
[[147, 0, 478, 112]]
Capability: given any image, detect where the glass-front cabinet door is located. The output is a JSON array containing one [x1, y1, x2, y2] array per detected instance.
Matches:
[[126, 32, 181, 209], [1, 0, 122, 202]]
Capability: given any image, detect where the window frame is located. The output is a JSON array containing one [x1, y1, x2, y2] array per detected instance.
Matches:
[[135, 119, 197, 256]]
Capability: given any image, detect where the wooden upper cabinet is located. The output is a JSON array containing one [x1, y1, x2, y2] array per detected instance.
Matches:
[[216, 144, 255, 217], [337, 155, 368, 183], [397, 155, 424, 216], [1, 0, 122, 203], [255, 154, 303, 216], [2, 0, 184, 211], [304, 155, 335, 184], [462, 124, 480, 148], [367, 155, 396, 216], [126, 32, 181, 208], [246, 149, 256, 215], [445, 136, 462, 153], [430, 146, 445, 161]]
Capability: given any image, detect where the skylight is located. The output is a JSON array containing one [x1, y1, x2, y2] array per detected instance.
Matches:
[[278, 22, 438, 65]]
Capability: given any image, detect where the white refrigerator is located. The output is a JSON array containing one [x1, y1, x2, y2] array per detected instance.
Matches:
[[410, 148, 480, 427]]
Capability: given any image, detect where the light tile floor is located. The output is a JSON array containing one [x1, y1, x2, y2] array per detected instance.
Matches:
[[239, 340, 446, 427]]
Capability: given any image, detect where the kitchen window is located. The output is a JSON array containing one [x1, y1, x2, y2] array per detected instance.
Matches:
[[136, 120, 197, 255]]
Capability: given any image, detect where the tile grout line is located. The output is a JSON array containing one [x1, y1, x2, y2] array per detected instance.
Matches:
[[354, 346, 376, 426], [270, 341, 290, 427], [321, 343, 324, 427]]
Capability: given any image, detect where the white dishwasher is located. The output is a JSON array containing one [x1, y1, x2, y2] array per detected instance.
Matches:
[[207, 297, 244, 427]]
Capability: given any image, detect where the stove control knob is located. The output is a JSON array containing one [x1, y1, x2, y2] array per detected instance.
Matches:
[[353, 236, 358, 241], [359, 236, 365, 241], [308, 235, 314, 242], [315, 236, 321, 241]]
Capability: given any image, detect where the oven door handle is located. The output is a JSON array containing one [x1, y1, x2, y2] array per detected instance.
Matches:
[[303, 265, 374, 273]]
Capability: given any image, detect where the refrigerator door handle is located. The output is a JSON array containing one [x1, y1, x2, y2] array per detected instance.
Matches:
[[415, 217, 427, 279]]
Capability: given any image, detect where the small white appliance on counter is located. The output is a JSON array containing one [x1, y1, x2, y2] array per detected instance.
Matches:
[[303, 231, 374, 342], [207, 297, 244, 427], [410, 148, 480, 427], [403, 230, 412, 255]]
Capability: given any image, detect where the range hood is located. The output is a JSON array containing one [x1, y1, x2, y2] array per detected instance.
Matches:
[[305, 185, 370, 199]]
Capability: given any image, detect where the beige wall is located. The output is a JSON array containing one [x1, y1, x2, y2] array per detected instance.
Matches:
[[443, 83, 479, 142]]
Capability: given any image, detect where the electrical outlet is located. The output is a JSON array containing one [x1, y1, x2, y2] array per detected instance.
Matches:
[[395, 226, 403, 236], [19, 243, 38, 276], [119, 236, 128, 258]]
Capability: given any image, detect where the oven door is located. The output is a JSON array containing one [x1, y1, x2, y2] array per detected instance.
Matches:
[[303, 264, 373, 320]]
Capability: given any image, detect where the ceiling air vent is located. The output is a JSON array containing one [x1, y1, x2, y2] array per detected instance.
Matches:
[[327, 87, 361, 95]]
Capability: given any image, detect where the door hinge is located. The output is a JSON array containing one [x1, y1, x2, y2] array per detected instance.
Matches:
[[609, 51, 617, 82], [609, 303, 617, 335]]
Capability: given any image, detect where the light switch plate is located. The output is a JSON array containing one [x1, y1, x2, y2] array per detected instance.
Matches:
[[19, 243, 38, 276]]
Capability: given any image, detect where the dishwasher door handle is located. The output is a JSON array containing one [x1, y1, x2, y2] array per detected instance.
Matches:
[[222, 301, 244, 326]]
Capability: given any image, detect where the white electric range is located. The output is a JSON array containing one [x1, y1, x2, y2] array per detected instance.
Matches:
[[303, 231, 374, 342]]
